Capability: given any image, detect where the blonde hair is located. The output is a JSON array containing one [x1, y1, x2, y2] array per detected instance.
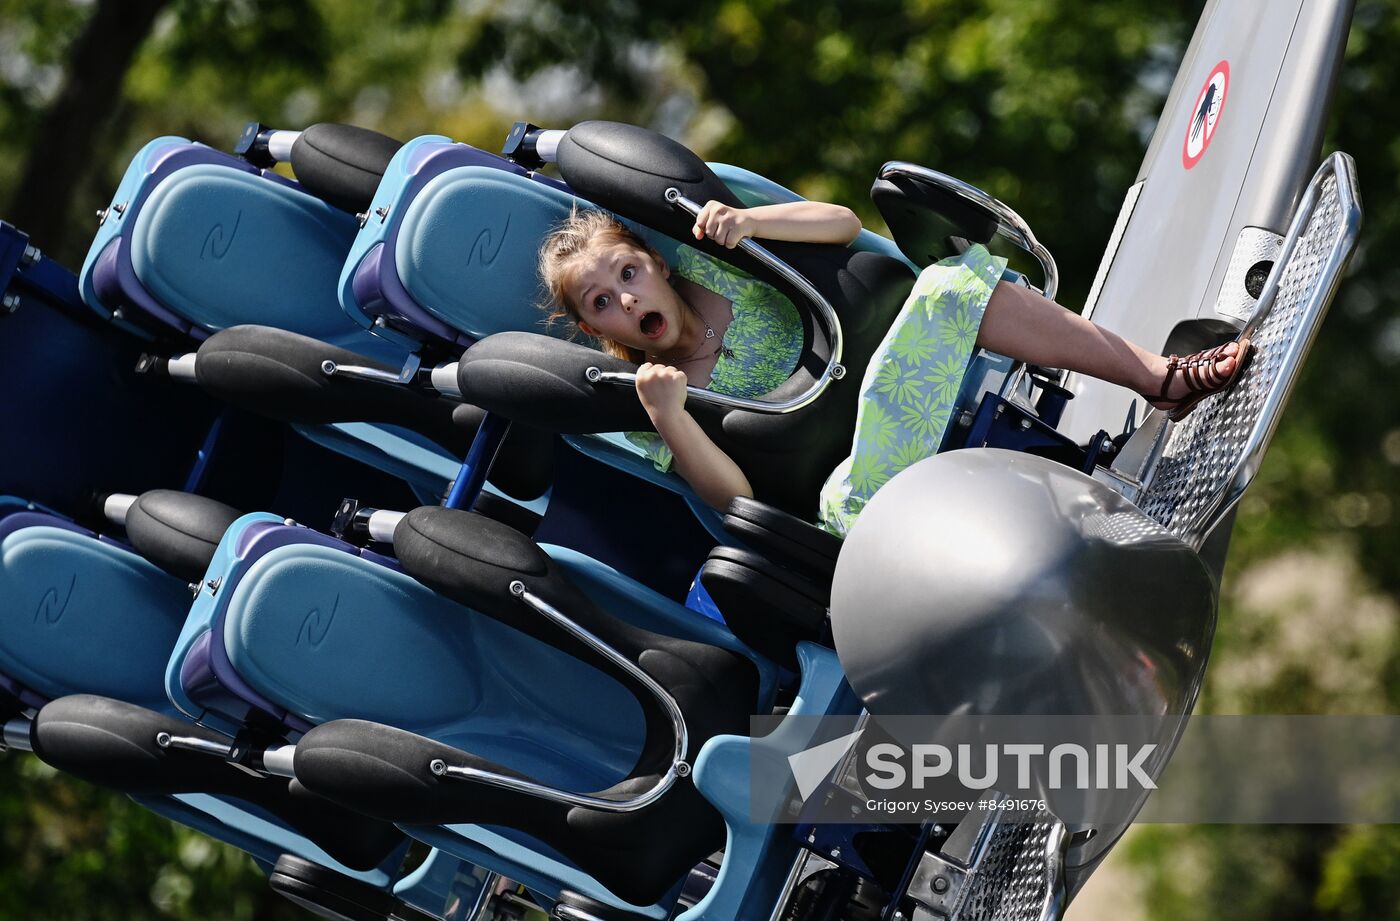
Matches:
[[537, 208, 665, 362]]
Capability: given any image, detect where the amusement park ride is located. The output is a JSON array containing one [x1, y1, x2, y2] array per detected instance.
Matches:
[[0, 1, 1363, 919]]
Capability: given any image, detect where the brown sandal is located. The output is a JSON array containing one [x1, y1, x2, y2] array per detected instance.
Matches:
[[1150, 338, 1254, 422]]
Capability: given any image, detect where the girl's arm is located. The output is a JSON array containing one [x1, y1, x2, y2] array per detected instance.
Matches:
[[694, 200, 861, 248], [635, 363, 752, 511]]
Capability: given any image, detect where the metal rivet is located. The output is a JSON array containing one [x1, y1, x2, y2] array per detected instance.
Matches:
[[831, 364, 847, 380], [675, 761, 691, 777], [932, 877, 949, 893]]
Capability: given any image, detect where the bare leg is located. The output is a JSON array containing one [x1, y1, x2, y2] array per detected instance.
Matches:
[[975, 282, 1239, 403]]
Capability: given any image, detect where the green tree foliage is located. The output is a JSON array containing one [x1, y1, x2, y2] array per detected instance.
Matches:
[[1, 0, 1398, 918]]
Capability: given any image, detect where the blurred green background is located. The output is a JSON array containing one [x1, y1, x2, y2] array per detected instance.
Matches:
[[1, 0, 1397, 918]]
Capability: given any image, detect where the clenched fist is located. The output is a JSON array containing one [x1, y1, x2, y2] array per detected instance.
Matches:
[[635, 362, 689, 420]]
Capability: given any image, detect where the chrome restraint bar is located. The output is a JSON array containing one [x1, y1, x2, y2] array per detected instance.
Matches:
[[585, 188, 847, 414], [878, 161, 1060, 301], [429, 580, 690, 813], [155, 731, 234, 758]]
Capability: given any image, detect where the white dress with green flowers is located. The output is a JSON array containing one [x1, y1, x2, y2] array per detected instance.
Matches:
[[817, 244, 1007, 536], [626, 244, 1005, 538]]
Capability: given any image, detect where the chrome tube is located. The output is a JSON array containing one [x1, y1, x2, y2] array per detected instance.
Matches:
[[584, 188, 847, 415], [2, 718, 32, 752], [321, 353, 422, 387], [103, 493, 138, 526], [167, 353, 200, 382]]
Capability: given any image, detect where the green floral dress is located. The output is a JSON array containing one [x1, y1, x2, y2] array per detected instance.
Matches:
[[627, 248, 804, 472], [817, 244, 1007, 536]]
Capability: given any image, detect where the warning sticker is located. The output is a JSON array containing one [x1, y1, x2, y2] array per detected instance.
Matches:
[[1183, 60, 1229, 170]]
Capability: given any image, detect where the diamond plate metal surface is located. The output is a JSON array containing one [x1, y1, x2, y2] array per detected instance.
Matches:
[[954, 818, 1066, 921], [1134, 154, 1361, 545]]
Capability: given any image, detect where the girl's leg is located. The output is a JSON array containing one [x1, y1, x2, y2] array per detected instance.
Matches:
[[975, 282, 1240, 402]]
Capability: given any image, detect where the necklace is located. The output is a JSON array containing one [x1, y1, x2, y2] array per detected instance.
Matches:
[[650, 306, 723, 365]]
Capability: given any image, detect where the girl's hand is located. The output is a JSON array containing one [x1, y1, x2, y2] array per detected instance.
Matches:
[[693, 201, 755, 249], [636, 362, 689, 420]]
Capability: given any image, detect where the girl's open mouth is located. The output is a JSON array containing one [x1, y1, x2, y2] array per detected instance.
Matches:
[[640, 311, 666, 339]]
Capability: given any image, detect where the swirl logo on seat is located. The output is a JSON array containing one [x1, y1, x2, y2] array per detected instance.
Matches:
[[466, 215, 510, 268], [296, 595, 339, 648], [201, 210, 243, 261], [34, 575, 77, 625]]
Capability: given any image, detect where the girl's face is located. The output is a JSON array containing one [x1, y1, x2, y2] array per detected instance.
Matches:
[[571, 241, 688, 354]]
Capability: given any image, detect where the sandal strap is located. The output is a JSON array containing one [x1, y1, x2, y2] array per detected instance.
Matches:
[[1158, 343, 1235, 402]]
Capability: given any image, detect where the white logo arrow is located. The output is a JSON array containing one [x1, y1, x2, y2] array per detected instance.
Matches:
[[787, 729, 865, 802]]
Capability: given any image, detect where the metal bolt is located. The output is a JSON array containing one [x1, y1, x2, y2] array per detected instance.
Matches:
[[932, 877, 949, 893], [112, 202, 126, 215], [1, 293, 19, 314], [375, 206, 389, 223], [1018, 417, 1033, 431], [355, 212, 369, 228], [830, 846, 841, 859], [96, 207, 110, 225], [807, 830, 817, 844], [21, 244, 41, 266], [188, 582, 201, 598], [111, 308, 125, 321], [205, 577, 221, 596], [831, 364, 847, 380], [675, 761, 691, 777]]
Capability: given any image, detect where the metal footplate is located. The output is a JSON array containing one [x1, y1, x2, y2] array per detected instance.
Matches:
[[906, 803, 1068, 921], [1103, 152, 1362, 548]]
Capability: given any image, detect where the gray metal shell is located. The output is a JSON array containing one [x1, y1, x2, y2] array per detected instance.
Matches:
[[1063, 0, 1355, 443], [829, 450, 1217, 866]]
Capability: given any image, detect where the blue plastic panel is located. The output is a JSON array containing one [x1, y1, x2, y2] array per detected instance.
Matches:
[[214, 540, 642, 786], [395, 166, 578, 339], [129, 165, 403, 361], [0, 524, 190, 708], [79, 135, 191, 319], [165, 512, 284, 724]]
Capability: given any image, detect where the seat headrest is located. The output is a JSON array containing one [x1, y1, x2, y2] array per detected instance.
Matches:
[[291, 123, 403, 215]]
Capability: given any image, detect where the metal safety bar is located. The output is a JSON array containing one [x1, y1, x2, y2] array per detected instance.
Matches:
[[1112, 152, 1361, 548], [321, 352, 423, 387], [878, 161, 1059, 302], [584, 188, 847, 414], [429, 580, 690, 813]]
